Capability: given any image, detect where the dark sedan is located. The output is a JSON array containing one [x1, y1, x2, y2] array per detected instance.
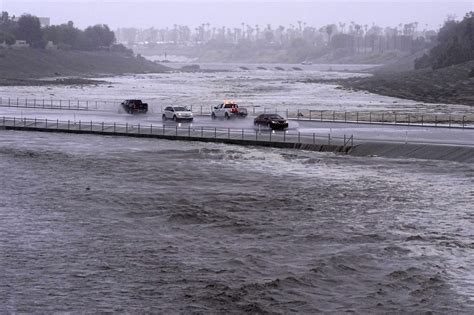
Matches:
[[121, 99, 148, 114], [254, 114, 289, 130]]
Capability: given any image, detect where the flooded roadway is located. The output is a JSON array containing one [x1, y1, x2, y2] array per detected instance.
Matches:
[[1, 106, 473, 146], [1, 64, 473, 313]]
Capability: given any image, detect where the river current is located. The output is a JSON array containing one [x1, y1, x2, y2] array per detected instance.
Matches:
[[0, 130, 472, 313]]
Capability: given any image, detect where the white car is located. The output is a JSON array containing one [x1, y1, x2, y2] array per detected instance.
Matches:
[[162, 106, 193, 122]]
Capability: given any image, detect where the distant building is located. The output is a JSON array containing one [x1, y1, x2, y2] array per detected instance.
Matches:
[[11, 40, 29, 49]]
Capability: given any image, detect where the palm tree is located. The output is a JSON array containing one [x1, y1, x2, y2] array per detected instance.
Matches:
[[277, 25, 285, 45], [339, 22, 346, 34], [364, 24, 368, 52], [325, 24, 335, 44], [354, 24, 361, 52]]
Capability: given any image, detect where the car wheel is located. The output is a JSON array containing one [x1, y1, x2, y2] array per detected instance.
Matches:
[[173, 115, 177, 121], [211, 113, 216, 119], [225, 113, 230, 120], [162, 114, 166, 121]]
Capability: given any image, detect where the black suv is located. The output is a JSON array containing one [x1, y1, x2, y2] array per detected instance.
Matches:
[[121, 99, 148, 114]]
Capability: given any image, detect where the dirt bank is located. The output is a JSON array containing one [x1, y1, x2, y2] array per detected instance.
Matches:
[[343, 60, 474, 106], [0, 49, 170, 84], [303, 60, 474, 106]]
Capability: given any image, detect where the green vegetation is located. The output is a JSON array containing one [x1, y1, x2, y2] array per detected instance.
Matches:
[[0, 11, 129, 52], [306, 13, 474, 106], [415, 12, 474, 69], [0, 11, 169, 83], [44, 22, 116, 50]]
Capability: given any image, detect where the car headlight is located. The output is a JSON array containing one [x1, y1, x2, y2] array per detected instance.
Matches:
[[177, 113, 182, 116]]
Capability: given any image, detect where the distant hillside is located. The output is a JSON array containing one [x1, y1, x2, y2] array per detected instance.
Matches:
[[0, 49, 170, 81], [367, 51, 426, 74], [415, 12, 473, 70], [344, 60, 474, 105], [342, 13, 474, 105]]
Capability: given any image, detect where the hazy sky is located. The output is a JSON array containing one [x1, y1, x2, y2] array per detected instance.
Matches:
[[1, 0, 472, 30]]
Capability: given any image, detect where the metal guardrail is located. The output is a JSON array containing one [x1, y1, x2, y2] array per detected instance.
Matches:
[[0, 116, 354, 148], [2, 116, 472, 148], [290, 109, 473, 129], [0, 97, 99, 110], [1, 96, 472, 128]]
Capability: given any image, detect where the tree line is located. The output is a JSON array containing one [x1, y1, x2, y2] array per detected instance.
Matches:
[[415, 12, 474, 69], [0, 12, 119, 51], [117, 20, 438, 57]]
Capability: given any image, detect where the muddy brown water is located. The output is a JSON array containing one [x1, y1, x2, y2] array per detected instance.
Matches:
[[0, 130, 473, 313]]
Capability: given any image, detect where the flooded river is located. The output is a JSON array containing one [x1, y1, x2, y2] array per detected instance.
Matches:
[[1, 64, 473, 312], [0, 63, 472, 115], [0, 131, 472, 313]]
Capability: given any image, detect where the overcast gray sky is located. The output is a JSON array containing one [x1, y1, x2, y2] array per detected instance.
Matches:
[[1, 0, 472, 30]]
